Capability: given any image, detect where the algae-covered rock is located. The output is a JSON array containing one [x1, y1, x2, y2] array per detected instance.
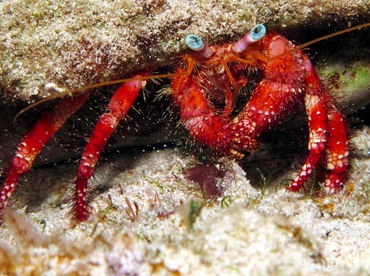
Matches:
[[1, 0, 370, 101]]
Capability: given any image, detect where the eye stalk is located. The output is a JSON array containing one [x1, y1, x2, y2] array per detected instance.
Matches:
[[232, 24, 266, 53], [185, 34, 213, 58]]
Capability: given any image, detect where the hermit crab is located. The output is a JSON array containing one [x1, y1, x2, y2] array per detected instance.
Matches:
[[1, 23, 369, 222]]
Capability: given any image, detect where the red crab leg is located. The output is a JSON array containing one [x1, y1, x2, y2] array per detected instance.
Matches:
[[230, 78, 306, 152], [72, 75, 144, 221], [289, 60, 348, 193], [322, 102, 349, 194], [288, 92, 328, 190], [0, 94, 89, 220]]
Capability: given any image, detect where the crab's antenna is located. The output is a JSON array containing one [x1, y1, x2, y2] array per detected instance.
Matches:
[[297, 22, 370, 50], [15, 71, 189, 121]]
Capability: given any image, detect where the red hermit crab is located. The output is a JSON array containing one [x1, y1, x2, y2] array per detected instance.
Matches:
[[2, 23, 364, 222]]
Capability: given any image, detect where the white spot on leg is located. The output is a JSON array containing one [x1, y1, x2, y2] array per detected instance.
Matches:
[[327, 163, 335, 170]]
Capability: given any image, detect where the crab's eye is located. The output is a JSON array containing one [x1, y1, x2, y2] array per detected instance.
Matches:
[[185, 34, 213, 58], [232, 23, 267, 53], [186, 34, 203, 51], [250, 24, 266, 41]]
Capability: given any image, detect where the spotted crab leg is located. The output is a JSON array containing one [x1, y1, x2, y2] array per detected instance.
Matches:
[[0, 94, 89, 221], [72, 75, 145, 221], [289, 58, 349, 193], [321, 97, 349, 194]]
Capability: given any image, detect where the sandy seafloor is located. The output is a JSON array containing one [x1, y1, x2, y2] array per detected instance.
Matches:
[[0, 125, 370, 275], [1, 0, 370, 275]]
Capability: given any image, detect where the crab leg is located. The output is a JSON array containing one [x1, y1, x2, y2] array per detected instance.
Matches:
[[230, 78, 305, 149], [322, 103, 348, 194], [72, 75, 144, 221], [289, 59, 348, 192], [0, 94, 89, 219], [288, 92, 328, 190]]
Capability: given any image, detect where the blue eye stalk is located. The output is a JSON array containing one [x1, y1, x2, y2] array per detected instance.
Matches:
[[232, 24, 267, 53], [185, 34, 213, 58]]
